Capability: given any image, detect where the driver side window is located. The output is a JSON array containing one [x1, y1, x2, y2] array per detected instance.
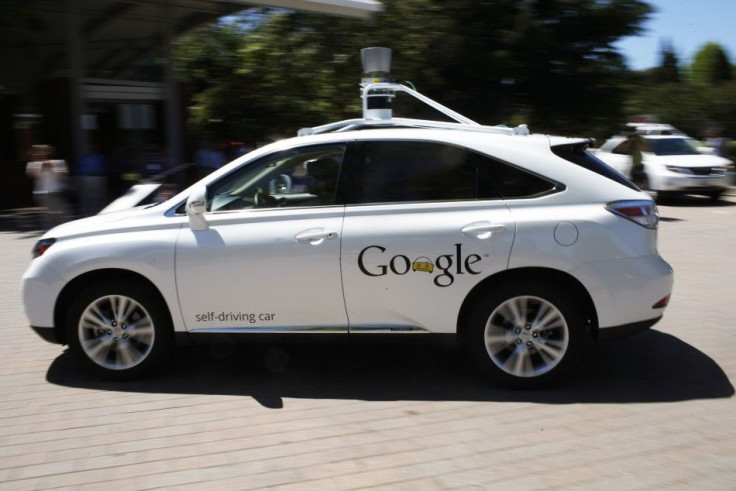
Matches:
[[206, 144, 346, 212]]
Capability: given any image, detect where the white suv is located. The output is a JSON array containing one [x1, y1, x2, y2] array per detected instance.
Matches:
[[595, 134, 731, 201], [21, 69, 673, 387]]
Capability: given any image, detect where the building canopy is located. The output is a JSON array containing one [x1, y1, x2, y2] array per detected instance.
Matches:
[[0, 0, 382, 99]]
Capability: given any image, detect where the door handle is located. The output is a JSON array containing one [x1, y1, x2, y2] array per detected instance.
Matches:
[[461, 222, 506, 239], [295, 228, 338, 244]]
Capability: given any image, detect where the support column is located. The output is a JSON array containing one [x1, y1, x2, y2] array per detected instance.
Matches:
[[64, 0, 85, 171], [162, 0, 183, 167]]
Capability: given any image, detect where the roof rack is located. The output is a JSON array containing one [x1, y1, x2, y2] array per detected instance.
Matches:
[[298, 47, 530, 138]]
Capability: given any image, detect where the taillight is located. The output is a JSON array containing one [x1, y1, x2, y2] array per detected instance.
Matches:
[[652, 294, 670, 309], [606, 200, 659, 229], [32, 238, 56, 258]]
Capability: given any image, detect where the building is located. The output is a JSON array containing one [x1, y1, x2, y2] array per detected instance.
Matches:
[[0, 0, 381, 210]]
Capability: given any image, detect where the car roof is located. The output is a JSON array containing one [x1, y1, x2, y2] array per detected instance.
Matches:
[[278, 127, 590, 158]]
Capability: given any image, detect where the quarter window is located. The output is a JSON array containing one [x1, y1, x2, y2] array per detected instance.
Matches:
[[472, 151, 560, 199], [611, 140, 633, 155]]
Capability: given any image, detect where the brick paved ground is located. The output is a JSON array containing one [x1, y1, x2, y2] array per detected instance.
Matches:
[[0, 196, 734, 490]]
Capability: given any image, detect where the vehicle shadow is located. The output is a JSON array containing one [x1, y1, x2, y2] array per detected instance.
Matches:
[[46, 329, 733, 408], [658, 194, 736, 208]]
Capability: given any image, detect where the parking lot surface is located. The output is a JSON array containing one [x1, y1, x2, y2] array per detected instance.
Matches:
[[1, 196, 734, 489]]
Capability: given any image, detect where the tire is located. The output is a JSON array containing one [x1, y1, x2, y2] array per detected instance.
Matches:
[[655, 190, 673, 203], [466, 281, 586, 388], [65, 280, 173, 380], [635, 173, 659, 201], [708, 190, 723, 203]]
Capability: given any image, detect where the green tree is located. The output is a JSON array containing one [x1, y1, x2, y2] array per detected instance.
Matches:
[[691, 42, 733, 85], [176, 0, 654, 142], [652, 40, 680, 83], [176, 21, 249, 95]]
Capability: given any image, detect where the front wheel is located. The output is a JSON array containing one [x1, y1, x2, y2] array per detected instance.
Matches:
[[707, 190, 723, 203], [65, 280, 173, 380], [466, 281, 587, 387]]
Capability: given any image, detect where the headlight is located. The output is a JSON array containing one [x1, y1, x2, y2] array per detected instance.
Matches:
[[665, 165, 690, 174], [32, 238, 56, 258], [712, 166, 728, 175]]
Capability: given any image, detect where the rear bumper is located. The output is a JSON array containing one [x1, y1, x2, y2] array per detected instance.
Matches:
[[572, 254, 673, 330]]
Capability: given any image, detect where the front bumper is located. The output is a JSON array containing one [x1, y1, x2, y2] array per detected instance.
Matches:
[[655, 174, 729, 192], [31, 325, 64, 344]]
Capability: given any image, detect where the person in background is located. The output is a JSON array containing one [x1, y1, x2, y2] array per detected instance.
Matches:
[[195, 140, 227, 179], [78, 143, 108, 216], [627, 132, 646, 188], [706, 128, 728, 158], [25, 145, 70, 229], [142, 144, 167, 177]]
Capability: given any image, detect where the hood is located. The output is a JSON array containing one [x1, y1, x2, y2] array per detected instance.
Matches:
[[41, 203, 166, 240]]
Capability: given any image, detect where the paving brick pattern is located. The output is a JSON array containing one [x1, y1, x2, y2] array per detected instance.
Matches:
[[0, 195, 734, 489]]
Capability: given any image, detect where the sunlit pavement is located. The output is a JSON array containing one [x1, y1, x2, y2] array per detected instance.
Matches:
[[0, 195, 734, 489]]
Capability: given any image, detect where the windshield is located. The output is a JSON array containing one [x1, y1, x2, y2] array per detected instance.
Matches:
[[645, 138, 700, 156]]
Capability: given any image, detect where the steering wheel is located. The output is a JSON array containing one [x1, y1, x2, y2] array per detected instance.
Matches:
[[275, 174, 292, 193], [253, 189, 283, 208]]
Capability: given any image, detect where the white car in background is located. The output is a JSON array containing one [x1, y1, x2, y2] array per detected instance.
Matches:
[[619, 123, 716, 155], [620, 122, 685, 136], [594, 134, 731, 201]]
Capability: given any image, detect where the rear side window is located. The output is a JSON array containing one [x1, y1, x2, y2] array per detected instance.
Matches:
[[349, 141, 497, 204], [552, 143, 638, 191], [471, 151, 560, 199]]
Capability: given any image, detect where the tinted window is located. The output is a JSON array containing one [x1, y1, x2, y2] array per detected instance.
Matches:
[[611, 140, 632, 155], [552, 143, 638, 191], [206, 144, 346, 212], [350, 141, 497, 204], [472, 151, 559, 199]]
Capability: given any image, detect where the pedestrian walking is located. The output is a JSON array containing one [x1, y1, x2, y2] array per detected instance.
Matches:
[[25, 144, 70, 230]]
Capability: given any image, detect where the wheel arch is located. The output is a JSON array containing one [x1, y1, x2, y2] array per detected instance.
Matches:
[[54, 269, 172, 345], [456, 267, 598, 345]]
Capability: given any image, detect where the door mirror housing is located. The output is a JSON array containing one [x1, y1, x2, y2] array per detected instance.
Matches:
[[186, 185, 209, 231]]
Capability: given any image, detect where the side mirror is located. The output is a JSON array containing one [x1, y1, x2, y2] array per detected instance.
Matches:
[[186, 185, 209, 231]]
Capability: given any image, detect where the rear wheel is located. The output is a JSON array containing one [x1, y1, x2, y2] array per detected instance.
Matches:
[[466, 281, 586, 387], [65, 280, 173, 379]]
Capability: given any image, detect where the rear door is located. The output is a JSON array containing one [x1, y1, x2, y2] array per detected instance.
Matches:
[[339, 140, 516, 334]]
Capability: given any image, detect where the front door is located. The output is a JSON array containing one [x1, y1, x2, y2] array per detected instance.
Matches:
[[175, 143, 349, 332]]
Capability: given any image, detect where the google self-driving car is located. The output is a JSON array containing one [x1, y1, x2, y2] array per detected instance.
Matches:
[[21, 48, 673, 387]]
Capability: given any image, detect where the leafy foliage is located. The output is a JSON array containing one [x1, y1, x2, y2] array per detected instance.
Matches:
[[690, 42, 733, 85], [625, 42, 736, 139], [652, 40, 680, 84], [175, 1, 654, 143]]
